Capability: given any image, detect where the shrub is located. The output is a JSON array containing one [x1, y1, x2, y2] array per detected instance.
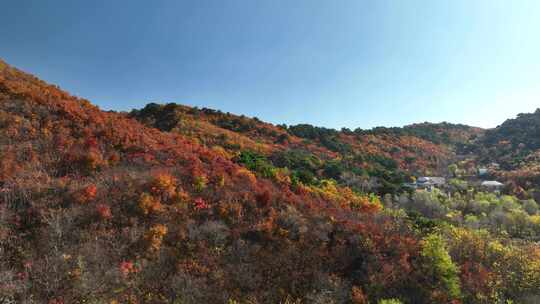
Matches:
[[193, 197, 210, 211], [407, 191, 448, 219], [73, 184, 98, 204], [421, 234, 461, 300], [188, 220, 230, 247], [351, 286, 368, 304], [151, 173, 177, 198], [138, 192, 164, 215], [305, 273, 350, 304], [236, 150, 276, 178], [523, 199, 539, 215], [193, 175, 207, 192], [96, 203, 112, 220], [119, 261, 138, 278], [145, 224, 168, 253]]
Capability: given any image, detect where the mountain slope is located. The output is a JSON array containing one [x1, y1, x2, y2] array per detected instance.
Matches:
[[1, 59, 540, 303], [472, 109, 540, 192], [130, 103, 475, 196], [478, 109, 540, 167], [0, 59, 447, 303]]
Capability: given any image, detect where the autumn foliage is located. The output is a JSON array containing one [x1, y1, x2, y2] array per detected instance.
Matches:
[[0, 58, 539, 303]]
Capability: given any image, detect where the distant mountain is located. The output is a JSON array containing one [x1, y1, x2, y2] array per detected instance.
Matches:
[[477, 109, 540, 167], [358, 122, 483, 147], [484, 109, 540, 149], [465, 109, 540, 191]]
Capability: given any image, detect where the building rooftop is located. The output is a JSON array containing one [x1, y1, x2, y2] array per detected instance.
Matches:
[[481, 180, 504, 187], [417, 177, 446, 185]]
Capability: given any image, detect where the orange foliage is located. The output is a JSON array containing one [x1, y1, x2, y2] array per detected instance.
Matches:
[[73, 184, 98, 204], [138, 192, 164, 215], [150, 173, 176, 197], [145, 224, 168, 253], [0, 58, 518, 303], [351, 286, 369, 304]]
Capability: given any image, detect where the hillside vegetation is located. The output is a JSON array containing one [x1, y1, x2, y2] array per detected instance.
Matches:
[[468, 109, 540, 195], [1, 59, 540, 304], [130, 103, 474, 195]]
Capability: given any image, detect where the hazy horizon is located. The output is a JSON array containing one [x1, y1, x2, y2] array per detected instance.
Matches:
[[1, 0, 539, 129]]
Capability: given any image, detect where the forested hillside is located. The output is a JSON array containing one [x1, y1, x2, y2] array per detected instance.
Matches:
[[1, 59, 540, 304], [469, 109, 540, 195], [130, 104, 478, 196]]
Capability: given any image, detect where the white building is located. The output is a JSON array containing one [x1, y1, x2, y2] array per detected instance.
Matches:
[[481, 180, 504, 191]]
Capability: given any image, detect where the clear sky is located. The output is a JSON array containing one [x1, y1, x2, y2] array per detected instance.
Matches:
[[1, 1, 539, 129]]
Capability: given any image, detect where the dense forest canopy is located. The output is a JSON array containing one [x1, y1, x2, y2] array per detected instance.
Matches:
[[2, 59, 540, 303]]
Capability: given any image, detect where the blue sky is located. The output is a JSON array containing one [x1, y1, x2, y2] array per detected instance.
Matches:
[[1, 1, 539, 129]]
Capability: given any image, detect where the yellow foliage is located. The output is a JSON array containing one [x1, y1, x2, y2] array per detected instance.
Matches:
[[172, 188, 190, 205], [194, 175, 208, 192], [235, 167, 257, 184], [145, 224, 168, 252], [138, 192, 164, 215], [273, 168, 291, 185], [217, 174, 226, 188], [487, 240, 506, 256], [211, 145, 231, 159], [152, 173, 176, 197], [530, 215, 540, 225], [309, 180, 381, 213]]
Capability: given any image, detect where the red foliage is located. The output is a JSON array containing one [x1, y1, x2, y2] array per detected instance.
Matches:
[[256, 190, 271, 207], [84, 184, 98, 199], [119, 261, 137, 278], [96, 203, 112, 219], [0, 58, 508, 303], [84, 137, 98, 149], [193, 197, 210, 211], [73, 184, 98, 204]]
